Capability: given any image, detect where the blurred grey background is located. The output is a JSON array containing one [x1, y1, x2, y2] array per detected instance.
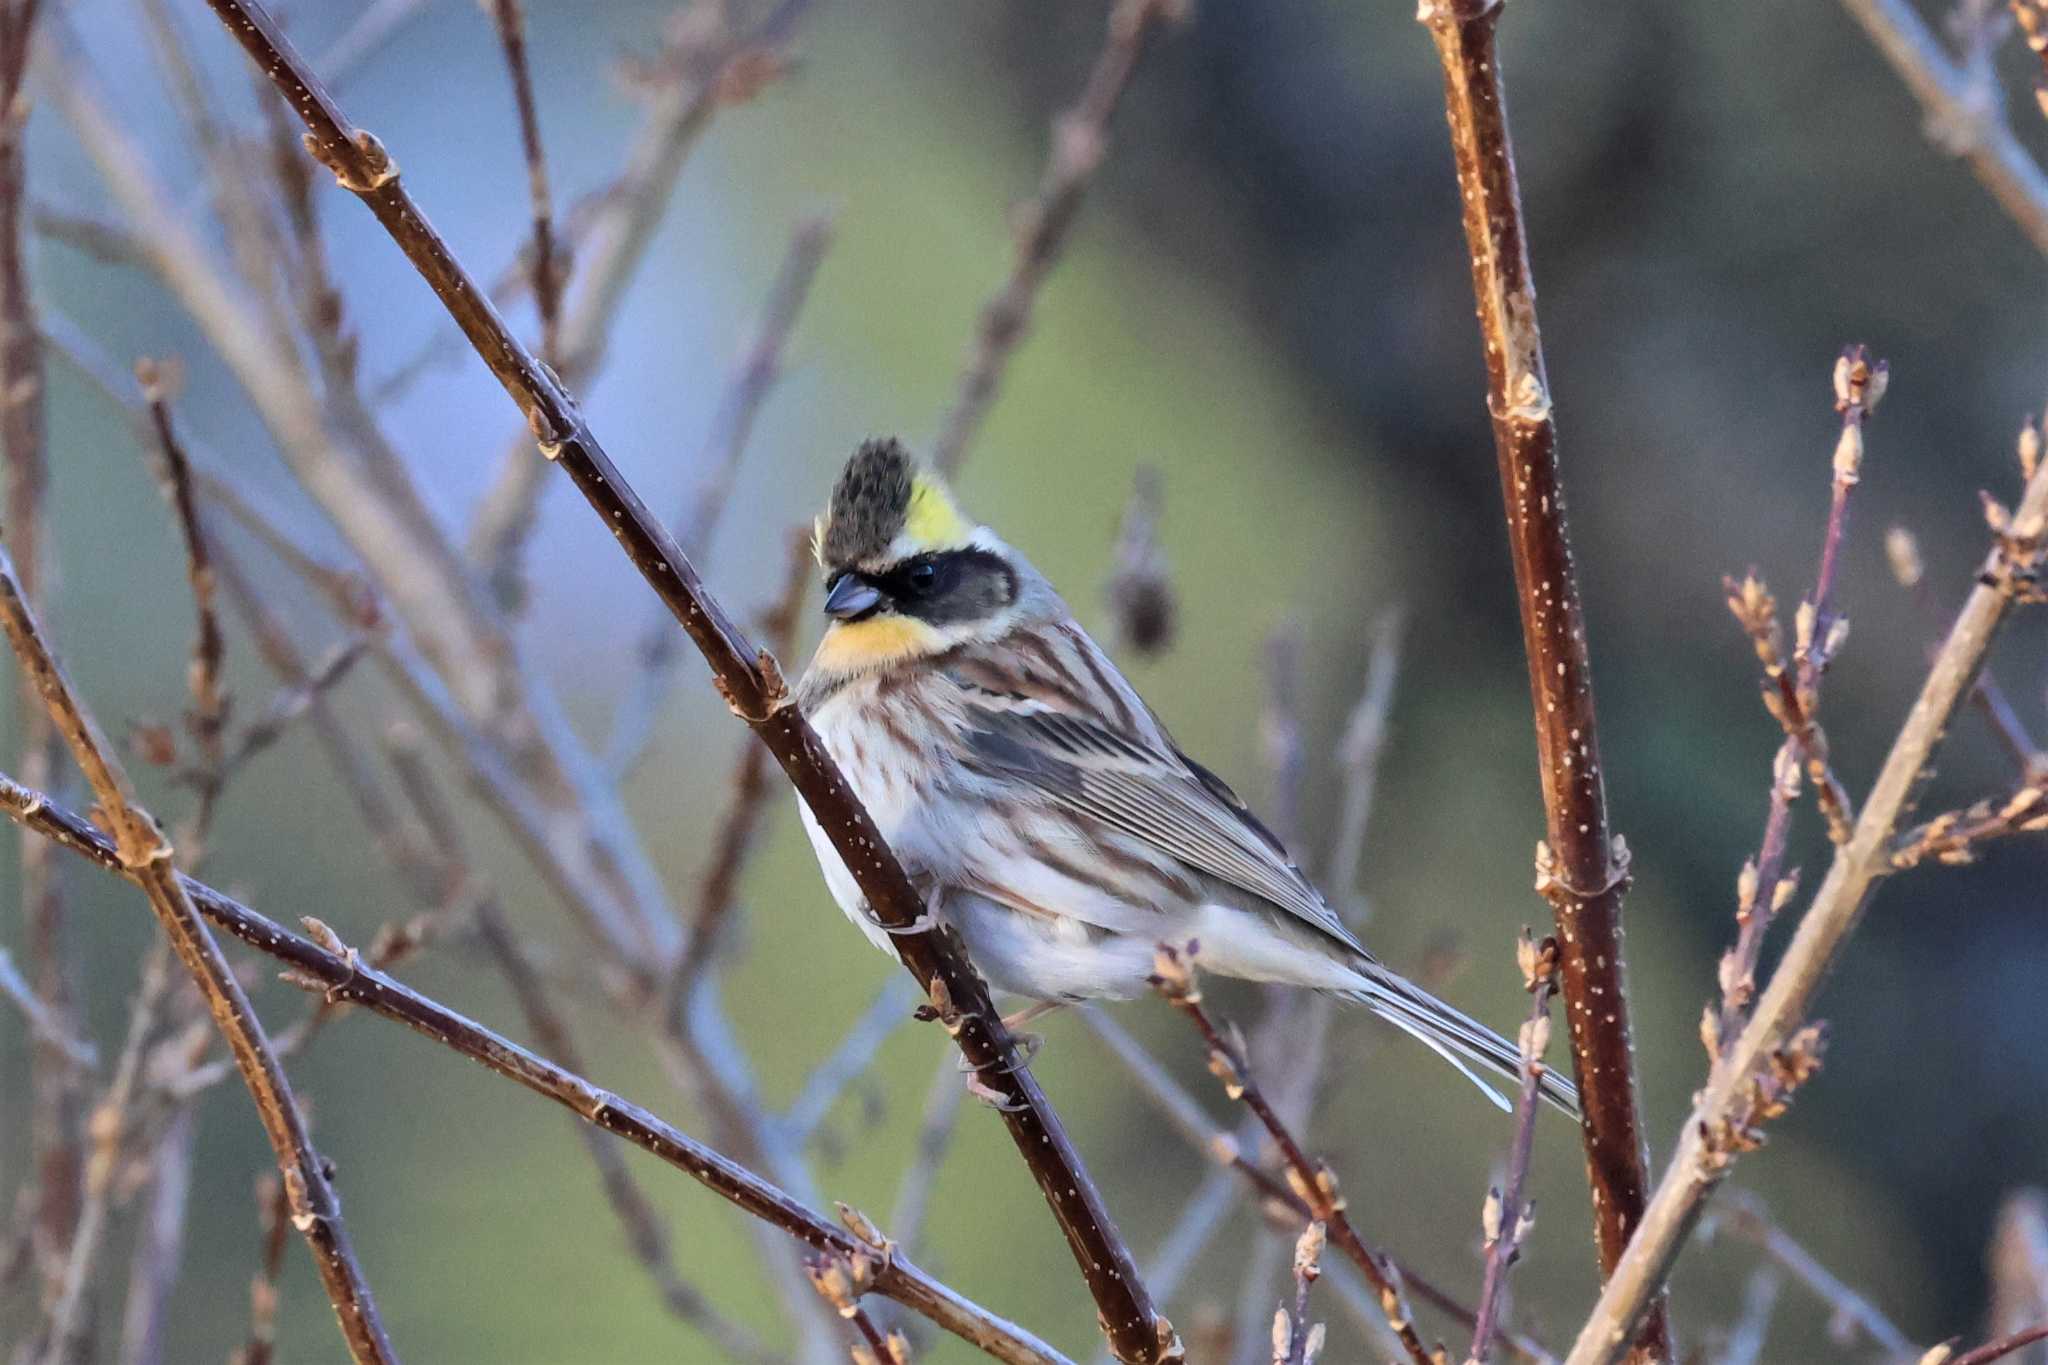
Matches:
[[4, 0, 2048, 1360]]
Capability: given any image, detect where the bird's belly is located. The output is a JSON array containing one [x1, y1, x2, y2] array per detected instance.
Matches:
[[798, 685, 940, 954]]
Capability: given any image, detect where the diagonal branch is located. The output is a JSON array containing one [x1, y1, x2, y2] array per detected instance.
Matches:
[[1417, 2, 1667, 1356], [0, 769, 1071, 1365], [1562, 454, 2048, 1365], [193, 5, 1176, 1358], [929, 0, 1185, 477], [0, 544, 398, 1365]]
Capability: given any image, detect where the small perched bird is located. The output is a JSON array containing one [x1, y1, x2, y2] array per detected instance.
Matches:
[[794, 438, 1578, 1115]]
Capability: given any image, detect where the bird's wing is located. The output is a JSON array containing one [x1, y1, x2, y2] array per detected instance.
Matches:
[[946, 627, 1364, 953]]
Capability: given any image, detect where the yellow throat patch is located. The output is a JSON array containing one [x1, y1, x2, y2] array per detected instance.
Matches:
[[811, 614, 945, 675]]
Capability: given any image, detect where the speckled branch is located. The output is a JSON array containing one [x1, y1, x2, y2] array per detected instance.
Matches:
[[194, 4, 1174, 1357], [1416, 4, 1666, 1355], [0, 769, 1071, 1365]]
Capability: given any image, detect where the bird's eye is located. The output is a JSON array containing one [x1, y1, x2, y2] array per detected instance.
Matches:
[[905, 561, 939, 594]]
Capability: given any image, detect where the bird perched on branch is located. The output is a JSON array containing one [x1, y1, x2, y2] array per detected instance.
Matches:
[[794, 437, 1578, 1116]]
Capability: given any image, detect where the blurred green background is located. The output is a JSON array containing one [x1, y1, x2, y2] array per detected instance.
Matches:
[[5, 0, 2048, 1360]]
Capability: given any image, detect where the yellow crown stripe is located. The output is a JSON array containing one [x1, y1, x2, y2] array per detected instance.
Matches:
[[902, 476, 972, 548]]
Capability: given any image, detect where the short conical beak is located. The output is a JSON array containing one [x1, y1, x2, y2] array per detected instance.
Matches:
[[823, 575, 884, 621]]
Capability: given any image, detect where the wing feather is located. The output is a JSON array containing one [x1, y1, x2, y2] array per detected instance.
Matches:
[[948, 629, 1363, 952]]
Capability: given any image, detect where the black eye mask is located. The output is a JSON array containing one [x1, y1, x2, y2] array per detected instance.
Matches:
[[827, 550, 1017, 626]]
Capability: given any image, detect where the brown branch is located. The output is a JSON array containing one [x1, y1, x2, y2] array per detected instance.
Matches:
[[928, 0, 1185, 477], [465, 0, 819, 608], [1889, 779, 2048, 868], [0, 544, 398, 1365], [379, 735, 781, 1363], [1563, 445, 2048, 1364], [607, 218, 834, 780], [228, 1172, 291, 1365], [1944, 1324, 2048, 1365], [0, 0, 88, 1320], [807, 1248, 909, 1365], [1470, 938, 1559, 1365], [481, 0, 561, 360], [195, 6, 1175, 1357], [0, 769, 1073, 1365], [1416, 4, 1667, 1355], [137, 360, 230, 835], [1151, 944, 1434, 1365]]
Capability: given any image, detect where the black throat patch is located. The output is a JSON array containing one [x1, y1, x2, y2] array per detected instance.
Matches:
[[820, 438, 915, 571]]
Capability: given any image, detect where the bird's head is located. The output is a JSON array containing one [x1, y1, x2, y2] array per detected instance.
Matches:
[[807, 438, 1026, 678]]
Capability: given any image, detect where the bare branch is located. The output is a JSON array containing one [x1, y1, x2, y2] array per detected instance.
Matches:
[[0, 945, 94, 1069], [196, 7, 1176, 1355], [1839, 0, 2048, 256], [1152, 944, 1434, 1365], [607, 217, 833, 781], [1701, 1191, 1911, 1357], [1469, 938, 1559, 1365], [0, 768, 1074, 1365], [1562, 449, 2048, 1365], [481, 0, 561, 360], [1943, 1324, 2048, 1365], [0, 542, 398, 1364], [929, 0, 1184, 477], [465, 0, 820, 606], [1416, 2, 1667, 1353]]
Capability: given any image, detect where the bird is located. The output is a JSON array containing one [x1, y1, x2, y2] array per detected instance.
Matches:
[[792, 437, 1579, 1116]]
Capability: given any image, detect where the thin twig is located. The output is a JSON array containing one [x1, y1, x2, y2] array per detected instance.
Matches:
[[193, 9, 1175, 1356], [0, 544, 398, 1364], [1416, 4, 1667, 1355], [606, 217, 833, 781], [481, 0, 561, 360], [228, 1173, 291, 1365], [1562, 448, 2048, 1365], [1273, 1221, 1325, 1365], [886, 1045, 967, 1257], [785, 977, 920, 1147], [1713, 1268, 1780, 1365], [1839, 0, 2048, 257], [1945, 1324, 2048, 1365], [1152, 945, 1433, 1365], [0, 945, 95, 1069], [0, 0, 89, 1324], [116, 1104, 198, 1365], [465, 0, 820, 608], [137, 360, 231, 840], [1701, 1190, 1912, 1357], [929, 0, 1184, 477], [807, 1248, 908, 1365], [0, 768, 1072, 1365], [1469, 937, 1559, 1365]]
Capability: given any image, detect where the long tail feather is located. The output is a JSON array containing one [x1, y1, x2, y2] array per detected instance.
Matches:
[[1338, 966, 1581, 1118]]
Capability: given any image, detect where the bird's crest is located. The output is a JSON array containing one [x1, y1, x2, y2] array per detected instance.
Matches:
[[813, 438, 970, 570]]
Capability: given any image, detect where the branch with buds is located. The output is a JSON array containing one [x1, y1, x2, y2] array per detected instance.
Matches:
[[1468, 933, 1560, 1365], [1151, 941, 1437, 1365]]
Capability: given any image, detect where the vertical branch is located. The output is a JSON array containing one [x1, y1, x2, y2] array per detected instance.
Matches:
[[929, 0, 1185, 477], [482, 0, 561, 359], [1469, 936, 1559, 1365], [1415, 5, 1666, 1354], [0, 0, 87, 1319], [196, 7, 1176, 1357], [0, 545, 399, 1365]]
